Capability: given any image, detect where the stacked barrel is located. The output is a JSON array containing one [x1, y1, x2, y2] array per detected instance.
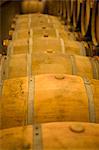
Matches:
[[21, 0, 46, 14], [47, 0, 99, 56], [0, 1, 99, 149]]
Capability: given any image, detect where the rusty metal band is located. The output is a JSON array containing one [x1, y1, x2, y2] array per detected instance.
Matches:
[[27, 77, 34, 125], [89, 58, 99, 80], [27, 16, 33, 77], [70, 55, 77, 75], [83, 78, 96, 123], [28, 79, 43, 150], [27, 15, 32, 75], [27, 13, 33, 124], [0, 56, 8, 81], [33, 124, 43, 150], [28, 15, 43, 150], [30, 79, 43, 150]]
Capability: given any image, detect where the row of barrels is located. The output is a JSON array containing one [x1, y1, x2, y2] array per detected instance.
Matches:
[[2, 14, 97, 56], [21, 0, 46, 14], [1, 14, 99, 80], [47, 0, 99, 54], [0, 53, 99, 80], [0, 13, 99, 149]]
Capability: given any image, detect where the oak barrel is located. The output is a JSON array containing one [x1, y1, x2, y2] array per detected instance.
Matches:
[[21, 0, 45, 14], [0, 122, 99, 150], [9, 13, 87, 56], [0, 74, 99, 129], [81, 0, 91, 37], [6, 38, 87, 56], [91, 0, 99, 46], [62, 0, 67, 21], [66, 0, 73, 24], [73, 0, 82, 30], [4, 53, 99, 80]]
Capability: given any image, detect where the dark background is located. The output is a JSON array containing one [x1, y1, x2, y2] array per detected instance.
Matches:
[[0, 0, 21, 53]]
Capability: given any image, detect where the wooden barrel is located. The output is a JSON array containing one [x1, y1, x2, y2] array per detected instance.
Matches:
[[32, 53, 99, 79], [5, 13, 90, 56], [0, 74, 99, 129], [64, 40, 86, 56], [4, 53, 99, 80], [59, 0, 63, 17], [13, 26, 56, 40], [0, 122, 99, 150], [21, 0, 45, 14], [30, 75, 99, 124], [6, 36, 87, 56], [81, 0, 92, 37], [91, 1, 99, 46], [62, 0, 67, 21], [32, 37, 65, 53], [10, 25, 56, 40], [8, 38, 64, 55], [32, 37, 87, 56], [14, 14, 53, 31], [21, 0, 29, 14], [73, 0, 82, 30], [66, 0, 73, 24]]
